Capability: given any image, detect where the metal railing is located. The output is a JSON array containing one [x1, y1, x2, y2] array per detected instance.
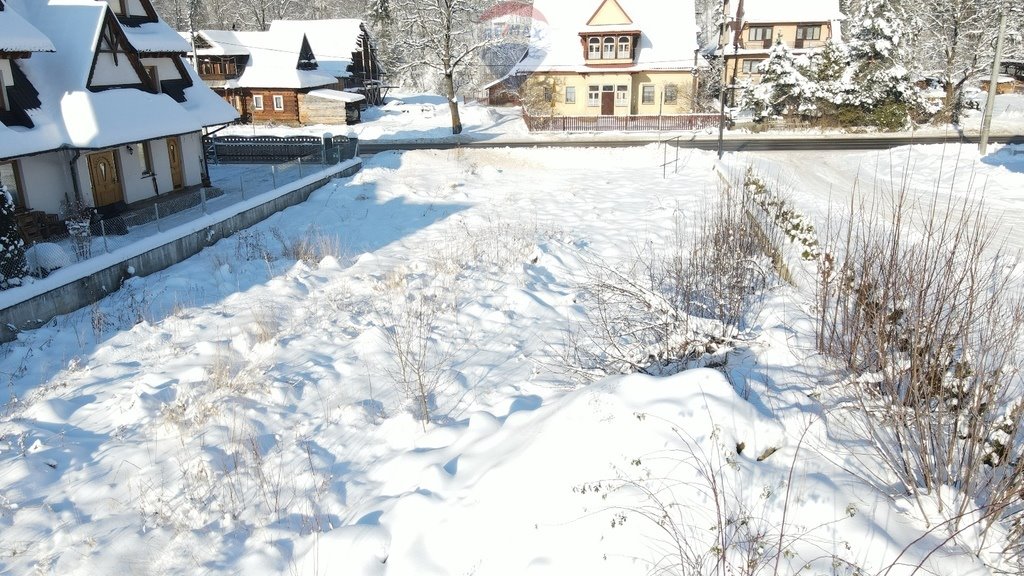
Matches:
[[523, 112, 722, 133], [205, 134, 358, 164]]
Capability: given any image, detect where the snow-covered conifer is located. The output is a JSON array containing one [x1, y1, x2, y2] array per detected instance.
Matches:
[[748, 38, 815, 120], [0, 185, 28, 289]]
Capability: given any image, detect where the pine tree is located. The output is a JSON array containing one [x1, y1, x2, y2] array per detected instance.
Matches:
[[0, 186, 28, 290], [845, 0, 918, 109], [747, 38, 814, 120], [809, 39, 854, 106]]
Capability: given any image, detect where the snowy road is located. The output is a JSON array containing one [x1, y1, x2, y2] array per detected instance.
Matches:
[[728, 142, 1024, 254]]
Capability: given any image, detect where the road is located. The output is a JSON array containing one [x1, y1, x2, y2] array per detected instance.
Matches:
[[357, 132, 1024, 154]]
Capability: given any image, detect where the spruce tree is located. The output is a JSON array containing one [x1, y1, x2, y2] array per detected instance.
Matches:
[[845, 0, 919, 109], [0, 185, 28, 289], [748, 38, 814, 120]]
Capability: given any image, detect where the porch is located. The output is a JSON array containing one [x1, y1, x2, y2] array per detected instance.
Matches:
[[11, 140, 357, 278]]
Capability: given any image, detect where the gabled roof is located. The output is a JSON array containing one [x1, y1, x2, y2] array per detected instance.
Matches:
[[268, 19, 367, 79], [515, 0, 704, 74], [194, 28, 338, 89], [727, 0, 843, 24], [0, 0, 55, 53], [191, 29, 252, 57], [585, 0, 631, 27], [121, 20, 191, 54], [0, 0, 237, 161]]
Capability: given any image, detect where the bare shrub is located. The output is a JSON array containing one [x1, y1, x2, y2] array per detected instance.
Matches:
[[234, 229, 273, 262], [576, 415, 854, 576], [816, 180, 1024, 566], [570, 186, 774, 378], [373, 275, 463, 430], [271, 226, 345, 268]]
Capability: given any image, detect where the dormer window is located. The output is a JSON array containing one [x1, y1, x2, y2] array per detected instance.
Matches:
[[603, 37, 615, 59], [582, 33, 637, 63], [617, 36, 630, 58]]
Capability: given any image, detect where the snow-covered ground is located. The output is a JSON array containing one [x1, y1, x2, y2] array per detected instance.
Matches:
[[728, 141, 1024, 253], [220, 93, 531, 143], [1, 143, 1019, 575], [219, 92, 1024, 143]]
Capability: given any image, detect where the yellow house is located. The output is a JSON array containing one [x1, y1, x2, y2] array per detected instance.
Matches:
[[506, 0, 706, 120], [720, 0, 844, 90]]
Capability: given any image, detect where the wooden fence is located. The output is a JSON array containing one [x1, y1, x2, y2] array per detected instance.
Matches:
[[205, 134, 358, 163], [523, 113, 723, 133]]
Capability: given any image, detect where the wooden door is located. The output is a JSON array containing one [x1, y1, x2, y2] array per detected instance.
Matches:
[[601, 91, 614, 115], [167, 136, 183, 189], [87, 150, 123, 207]]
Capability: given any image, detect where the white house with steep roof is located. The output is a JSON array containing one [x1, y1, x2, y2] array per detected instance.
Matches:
[[0, 0, 237, 243]]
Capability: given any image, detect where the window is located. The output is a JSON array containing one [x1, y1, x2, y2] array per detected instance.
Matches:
[[253, 94, 264, 110], [588, 37, 602, 59], [0, 161, 24, 208], [273, 94, 285, 111], [741, 59, 764, 74], [565, 86, 576, 104], [146, 65, 160, 92], [133, 142, 153, 176], [543, 85, 553, 102], [587, 85, 600, 106], [614, 85, 628, 106], [748, 26, 773, 41], [0, 69, 7, 112], [603, 37, 615, 59], [617, 36, 631, 59], [796, 25, 822, 40], [664, 84, 678, 105], [641, 84, 655, 105]]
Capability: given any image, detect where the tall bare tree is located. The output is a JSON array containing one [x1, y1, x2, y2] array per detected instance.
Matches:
[[390, 0, 498, 134], [905, 0, 1022, 122]]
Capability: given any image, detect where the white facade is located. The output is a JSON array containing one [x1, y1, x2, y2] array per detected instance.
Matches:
[[0, 0, 237, 222]]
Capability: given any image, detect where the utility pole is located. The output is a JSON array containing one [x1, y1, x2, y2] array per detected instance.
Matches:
[[979, 13, 1007, 156], [718, 0, 745, 159]]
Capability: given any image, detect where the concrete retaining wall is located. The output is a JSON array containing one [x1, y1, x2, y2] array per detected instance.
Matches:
[[0, 161, 362, 342]]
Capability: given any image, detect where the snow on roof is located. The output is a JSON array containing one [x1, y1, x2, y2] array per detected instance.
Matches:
[[192, 30, 251, 56], [196, 29, 338, 89], [728, 0, 844, 24], [515, 0, 704, 74], [121, 19, 191, 53], [59, 89, 208, 149], [179, 60, 243, 127], [0, 0, 237, 160], [268, 19, 365, 79], [307, 88, 365, 103], [0, 1, 55, 52]]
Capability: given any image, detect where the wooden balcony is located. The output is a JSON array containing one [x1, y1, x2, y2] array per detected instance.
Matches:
[[198, 72, 241, 82]]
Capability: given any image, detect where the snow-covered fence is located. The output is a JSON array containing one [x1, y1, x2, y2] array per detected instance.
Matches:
[[0, 155, 362, 340], [523, 112, 722, 132], [205, 134, 359, 164]]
